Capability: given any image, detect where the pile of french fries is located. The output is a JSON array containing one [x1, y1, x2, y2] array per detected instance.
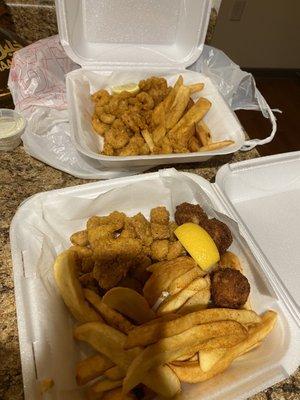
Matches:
[[53, 249, 277, 400]]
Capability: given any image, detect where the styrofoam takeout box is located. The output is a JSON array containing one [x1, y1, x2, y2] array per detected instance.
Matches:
[[10, 152, 300, 400], [56, 0, 246, 169]]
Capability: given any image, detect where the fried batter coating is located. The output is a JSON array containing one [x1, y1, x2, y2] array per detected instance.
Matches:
[[139, 76, 169, 106], [93, 237, 142, 289], [204, 218, 233, 255], [175, 202, 209, 226], [150, 223, 170, 240], [87, 212, 126, 231], [168, 222, 178, 241], [70, 230, 88, 247], [150, 206, 170, 225], [211, 268, 250, 309], [131, 255, 152, 285], [130, 213, 153, 246], [151, 239, 169, 261], [69, 245, 94, 273], [105, 128, 129, 150], [88, 225, 117, 248], [167, 241, 185, 260]]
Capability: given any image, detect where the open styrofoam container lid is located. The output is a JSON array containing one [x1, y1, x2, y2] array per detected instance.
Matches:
[[216, 151, 300, 322], [55, 0, 211, 69]]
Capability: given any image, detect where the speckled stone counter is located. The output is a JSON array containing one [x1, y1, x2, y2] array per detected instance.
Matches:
[[1, 144, 299, 400]]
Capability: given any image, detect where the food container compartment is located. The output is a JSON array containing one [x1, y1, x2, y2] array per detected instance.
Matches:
[[56, 0, 248, 169], [10, 160, 300, 400]]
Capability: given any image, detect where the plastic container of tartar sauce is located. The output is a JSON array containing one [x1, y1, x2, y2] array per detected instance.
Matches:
[[0, 109, 26, 151]]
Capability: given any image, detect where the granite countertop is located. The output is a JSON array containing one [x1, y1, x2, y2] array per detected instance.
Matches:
[[1, 145, 299, 400]]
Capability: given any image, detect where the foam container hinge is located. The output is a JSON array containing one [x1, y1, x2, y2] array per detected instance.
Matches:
[[10, 166, 300, 400]]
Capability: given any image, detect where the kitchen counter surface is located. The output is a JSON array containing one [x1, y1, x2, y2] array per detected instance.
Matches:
[[0, 144, 299, 399]]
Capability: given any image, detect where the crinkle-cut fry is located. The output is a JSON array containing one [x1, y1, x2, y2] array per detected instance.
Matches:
[[70, 230, 89, 246], [188, 82, 205, 94], [196, 120, 212, 146], [141, 129, 155, 153], [87, 378, 123, 400], [123, 321, 247, 394], [168, 267, 206, 296], [143, 258, 197, 306], [157, 277, 210, 315], [84, 289, 134, 334], [170, 311, 277, 383], [74, 322, 181, 398], [53, 250, 101, 323], [104, 365, 125, 381], [177, 287, 211, 314], [124, 308, 261, 349], [168, 97, 211, 135], [199, 140, 235, 152], [76, 354, 114, 386], [219, 251, 243, 273], [165, 85, 191, 130], [102, 287, 155, 324]]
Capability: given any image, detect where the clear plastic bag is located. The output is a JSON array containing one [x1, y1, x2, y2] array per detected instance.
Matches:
[[8, 36, 277, 179]]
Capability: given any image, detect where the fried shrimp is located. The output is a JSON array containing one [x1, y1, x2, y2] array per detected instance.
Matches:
[[92, 116, 110, 136], [105, 128, 129, 149], [136, 92, 155, 110]]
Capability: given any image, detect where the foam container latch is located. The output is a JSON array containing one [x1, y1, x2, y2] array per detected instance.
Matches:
[[10, 152, 300, 399], [56, 0, 278, 170]]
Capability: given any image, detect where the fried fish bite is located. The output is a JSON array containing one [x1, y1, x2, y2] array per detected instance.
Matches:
[[130, 213, 153, 246], [204, 218, 233, 255], [87, 212, 126, 231], [70, 230, 89, 247], [88, 224, 117, 248], [168, 222, 178, 241], [167, 241, 185, 260], [150, 223, 170, 240], [211, 268, 250, 309], [175, 202, 209, 226], [150, 206, 170, 225], [151, 239, 169, 261]]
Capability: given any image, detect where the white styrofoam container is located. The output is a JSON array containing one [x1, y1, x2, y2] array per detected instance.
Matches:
[[10, 152, 300, 400], [56, 0, 246, 169]]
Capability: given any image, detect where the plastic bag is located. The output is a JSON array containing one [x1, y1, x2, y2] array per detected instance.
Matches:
[[8, 36, 277, 179]]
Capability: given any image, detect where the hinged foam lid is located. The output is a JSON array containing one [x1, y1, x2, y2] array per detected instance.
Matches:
[[216, 151, 300, 316], [55, 0, 211, 69]]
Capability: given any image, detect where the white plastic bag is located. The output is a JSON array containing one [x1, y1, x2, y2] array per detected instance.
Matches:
[[8, 36, 277, 179]]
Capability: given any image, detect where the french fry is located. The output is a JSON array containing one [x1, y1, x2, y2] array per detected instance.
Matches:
[[196, 120, 212, 146], [165, 85, 191, 130], [199, 348, 227, 372], [102, 287, 155, 324], [170, 311, 277, 383], [141, 129, 155, 153], [188, 82, 204, 94], [152, 102, 165, 127], [168, 97, 211, 135], [76, 354, 114, 386], [147, 256, 195, 274], [79, 272, 96, 286], [125, 308, 261, 349], [100, 388, 136, 400], [87, 379, 123, 400], [104, 365, 125, 381], [152, 125, 167, 146], [162, 75, 183, 112], [175, 352, 198, 362], [177, 287, 211, 314], [123, 321, 247, 394], [144, 257, 197, 306], [199, 140, 234, 152], [168, 267, 206, 296], [84, 289, 134, 334], [74, 322, 181, 398], [53, 250, 101, 323], [219, 251, 243, 273], [70, 230, 89, 246], [157, 277, 210, 315]]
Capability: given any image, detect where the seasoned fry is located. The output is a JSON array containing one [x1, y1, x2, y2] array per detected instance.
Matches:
[[104, 365, 125, 381], [165, 85, 191, 129], [152, 125, 166, 146], [125, 308, 261, 349], [157, 277, 210, 315], [178, 287, 211, 314], [102, 287, 155, 324], [199, 348, 227, 372], [196, 120, 212, 146], [123, 320, 247, 393], [76, 354, 114, 386], [84, 289, 134, 334], [170, 311, 277, 383], [188, 82, 204, 94], [87, 379, 123, 400], [53, 250, 101, 323], [168, 267, 206, 296], [141, 129, 154, 153], [199, 140, 234, 152]]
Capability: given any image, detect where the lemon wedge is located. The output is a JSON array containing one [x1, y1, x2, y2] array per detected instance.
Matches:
[[112, 83, 139, 95], [175, 222, 220, 271]]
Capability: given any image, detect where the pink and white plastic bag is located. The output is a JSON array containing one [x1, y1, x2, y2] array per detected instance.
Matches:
[[8, 35, 277, 179]]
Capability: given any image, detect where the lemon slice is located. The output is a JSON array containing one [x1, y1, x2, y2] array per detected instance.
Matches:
[[112, 83, 139, 95], [175, 222, 220, 271]]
